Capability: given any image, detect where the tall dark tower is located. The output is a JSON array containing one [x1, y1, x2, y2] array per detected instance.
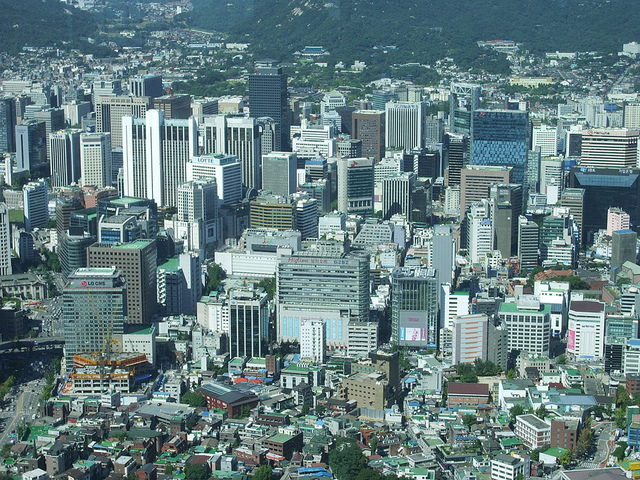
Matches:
[[249, 66, 289, 151]]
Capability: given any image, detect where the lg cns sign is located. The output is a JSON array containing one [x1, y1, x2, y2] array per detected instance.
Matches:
[[74, 279, 113, 288]]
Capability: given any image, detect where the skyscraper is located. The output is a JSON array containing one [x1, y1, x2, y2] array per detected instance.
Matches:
[[96, 95, 152, 148], [15, 120, 47, 173], [460, 165, 512, 215], [352, 110, 385, 163], [0, 97, 16, 154], [153, 94, 192, 120], [518, 216, 540, 271], [262, 152, 297, 196], [229, 288, 269, 359], [452, 314, 488, 365], [489, 183, 523, 257], [580, 128, 639, 168], [174, 179, 220, 253], [248, 66, 289, 151], [80, 132, 112, 188], [472, 110, 529, 184], [186, 153, 242, 205], [559, 188, 585, 245], [122, 110, 198, 207], [87, 240, 157, 324], [48, 129, 82, 187], [128, 74, 163, 99], [449, 83, 481, 137], [199, 115, 263, 190], [23, 179, 48, 232], [432, 225, 455, 287], [0, 204, 12, 276], [445, 132, 468, 186], [391, 266, 439, 348], [612, 230, 638, 279], [385, 102, 426, 151], [532, 125, 558, 157], [337, 157, 374, 218], [62, 267, 126, 371], [382, 172, 416, 220]]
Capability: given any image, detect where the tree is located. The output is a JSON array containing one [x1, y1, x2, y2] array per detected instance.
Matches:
[[300, 404, 310, 415], [186, 419, 197, 430], [506, 369, 517, 380], [204, 263, 225, 294], [257, 276, 276, 300], [0, 443, 11, 458], [239, 405, 252, 418], [536, 404, 547, 419], [615, 407, 627, 429], [369, 436, 378, 455], [617, 385, 632, 407], [556, 354, 567, 365], [530, 448, 541, 462], [182, 391, 207, 407], [612, 441, 628, 461], [462, 414, 476, 430], [456, 363, 478, 383], [559, 448, 572, 467], [164, 465, 175, 476], [253, 465, 272, 480], [184, 463, 209, 480], [329, 438, 367, 480], [316, 404, 326, 416], [510, 404, 525, 423]]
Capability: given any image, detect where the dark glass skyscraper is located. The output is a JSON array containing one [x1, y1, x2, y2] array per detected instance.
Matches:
[[471, 110, 529, 184], [0, 97, 17, 153], [249, 67, 289, 152]]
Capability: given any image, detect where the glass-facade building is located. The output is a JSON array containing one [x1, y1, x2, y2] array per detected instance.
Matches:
[[472, 110, 529, 184], [569, 166, 640, 243], [391, 266, 439, 348], [63, 268, 126, 371]]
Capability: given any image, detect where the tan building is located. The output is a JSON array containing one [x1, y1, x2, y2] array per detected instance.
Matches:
[[87, 240, 157, 324], [339, 372, 393, 410], [460, 165, 512, 215], [95, 95, 152, 148], [249, 196, 295, 231]]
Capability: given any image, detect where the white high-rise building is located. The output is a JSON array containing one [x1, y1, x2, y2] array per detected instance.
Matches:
[[186, 153, 242, 205], [23, 179, 48, 232], [80, 132, 112, 188], [300, 319, 326, 363], [0, 204, 12, 275], [452, 314, 488, 365], [467, 200, 494, 264], [171, 179, 220, 254], [48, 129, 81, 187], [385, 102, 425, 151], [532, 125, 558, 157], [122, 110, 198, 207], [580, 128, 639, 168], [567, 300, 606, 359], [440, 284, 469, 330], [199, 115, 262, 190]]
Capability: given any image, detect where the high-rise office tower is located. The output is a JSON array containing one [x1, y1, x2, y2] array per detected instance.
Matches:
[[472, 109, 529, 184], [352, 110, 385, 162], [157, 252, 202, 316], [608, 207, 631, 236], [248, 66, 289, 151], [96, 95, 152, 148], [559, 188, 585, 244], [382, 172, 416, 220], [432, 225, 455, 287], [449, 83, 481, 137], [580, 128, 639, 168], [321, 91, 346, 118], [92, 78, 123, 104], [445, 132, 468, 186], [186, 153, 242, 205], [80, 132, 112, 188], [612, 230, 638, 279], [466, 200, 494, 264], [460, 165, 512, 215], [199, 115, 262, 189], [0, 204, 12, 275], [128, 74, 163, 100], [373, 89, 396, 111], [174, 179, 220, 253], [258, 117, 276, 158], [337, 157, 374, 217], [23, 179, 48, 232], [425, 115, 444, 144], [518, 216, 540, 271], [624, 103, 640, 129], [153, 94, 191, 120], [452, 314, 488, 365], [385, 102, 426, 152], [489, 183, 523, 257], [249, 194, 296, 231], [87, 239, 157, 324], [0, 97, 17, 153], [62, 267, 126, 371], [532, 125, 558, 157], [122, 110, 198, 207], [262, 152, 297, 196], [33, 108, 65, 161], [295, 197, 319, 240], [391, 266, 439, 348], [276, 252, 370, 349], [15, 120, 47, 173], [229, 288, 269, 358], [48, 129, 82, 187]]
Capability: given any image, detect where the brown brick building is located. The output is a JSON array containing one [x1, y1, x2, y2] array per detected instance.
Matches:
[[447, 382, 490, 407]]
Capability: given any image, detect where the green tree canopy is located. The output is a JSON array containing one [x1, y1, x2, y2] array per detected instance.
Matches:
[[329, 438, 367, 480], [182, 391, 207, 408], [184, 463, 209, 480], [253, 465, 272, 480]]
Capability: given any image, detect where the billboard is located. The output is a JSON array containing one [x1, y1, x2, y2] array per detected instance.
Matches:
[[399, 310, 429, 346]]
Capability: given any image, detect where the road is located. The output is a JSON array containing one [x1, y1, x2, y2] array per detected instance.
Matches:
[[585, 421, 616, 468], [0, 389, 25, 445]]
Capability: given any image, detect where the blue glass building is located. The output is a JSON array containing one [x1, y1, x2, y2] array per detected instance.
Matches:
[[471, 110, 529, 184]]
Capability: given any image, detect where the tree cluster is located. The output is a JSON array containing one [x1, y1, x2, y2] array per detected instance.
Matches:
[[455, 359, 502, 383]]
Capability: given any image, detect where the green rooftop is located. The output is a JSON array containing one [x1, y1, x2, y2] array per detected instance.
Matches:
[[159, 258, 181, 270], [267, 433, 294, 443], [112, 239, 154, 249], [542, 447, 568, 457], [499, 302, 551, 314]]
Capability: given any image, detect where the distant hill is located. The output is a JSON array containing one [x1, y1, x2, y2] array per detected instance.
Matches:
[[185, 0, 640, 63], [0, 0, 102, 55]]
